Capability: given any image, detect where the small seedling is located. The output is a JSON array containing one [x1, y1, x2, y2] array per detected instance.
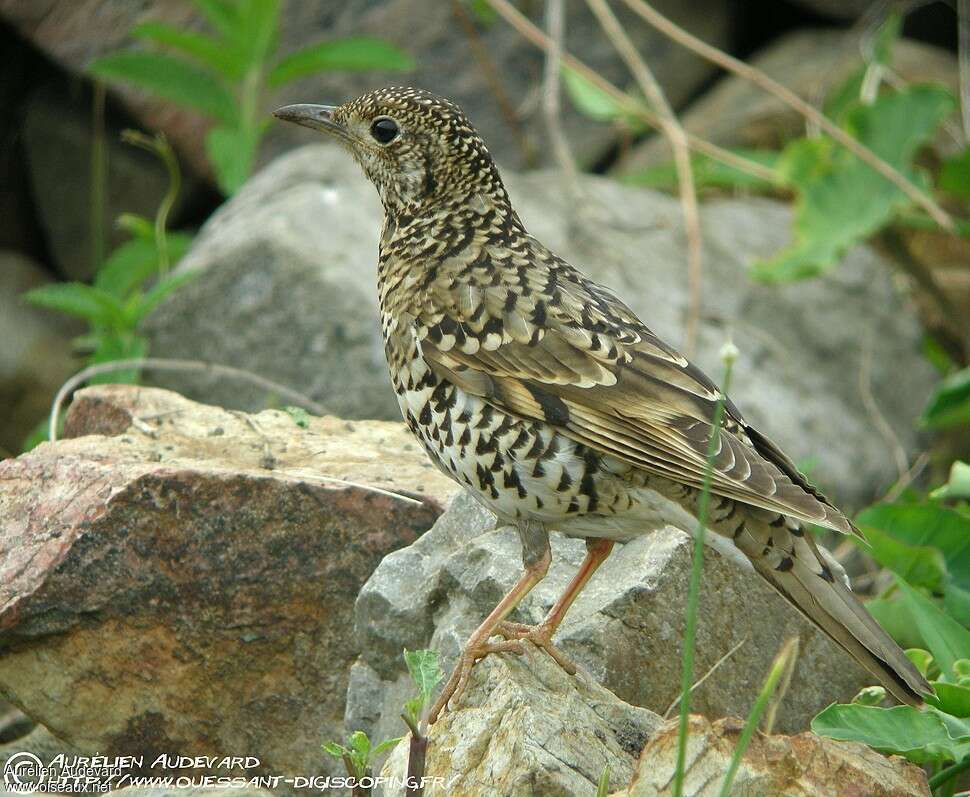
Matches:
[[322, 730, 402, 797]]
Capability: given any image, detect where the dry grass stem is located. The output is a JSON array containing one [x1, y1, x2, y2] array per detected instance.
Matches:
[[48, 357, 329, 443], [619, 0, 954, 231], [484, 0, 777, 184], [586, 0, 702, 354], [663, 636, 748, 719], [543, 0, 579, 186]]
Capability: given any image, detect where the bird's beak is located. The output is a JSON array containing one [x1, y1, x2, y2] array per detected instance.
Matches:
[[273, 104, 348, 139]]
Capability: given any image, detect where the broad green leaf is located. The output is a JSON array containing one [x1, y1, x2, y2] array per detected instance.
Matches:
[[563, 65, 637, 126], [852, 685, 887, 706], [855, 524, 947, 593], [867, 597, 925, 650], [269, 37, 414, 87], [752, 85, 955, 282], [23, 283, 126, 327], [95, 238, 160, 298], [89, 333, 147, 385], [348, 730, 370, 758], [321, 741, 346, 758], [895, 578, 970, 679], [283, 406, 310, 428], [117, 213, 156, 242], [907, 648, 935, 678], [945, 582, 970, 628], [88, 52, 238, 125], [939, 147, 970, 200], [931, 462, 970, 502], [928, 682, 970, 718], [131, 22, 245, 79], [237, 0, 281, 65], [922, 367, 970, 430], [129, 271, 200, 325], [812, 703, 970, 765], [192, 0, 240, 40], [372, 737, 403, 756], [403, 648, 443, 705], [857, 502, 970, 589], [623, 148, 780, 192], [205, 124, 259, 195]]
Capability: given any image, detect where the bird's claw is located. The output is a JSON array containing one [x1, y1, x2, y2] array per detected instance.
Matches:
[[495, 620, 578, 674], [428, 637, 526, 724]]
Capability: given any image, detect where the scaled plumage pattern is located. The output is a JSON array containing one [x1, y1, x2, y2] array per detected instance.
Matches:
[[275, 88, 931, 721]]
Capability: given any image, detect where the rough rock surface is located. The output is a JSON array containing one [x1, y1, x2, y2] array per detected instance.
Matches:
[[616, 30, 959, 176], [380, 652, 662, 797], [620, 715, 930, 797], [147, 144, 934, 507], [0, 0, 728, 175], [346, 493, 874, 776], [0, 385, 457, 778]]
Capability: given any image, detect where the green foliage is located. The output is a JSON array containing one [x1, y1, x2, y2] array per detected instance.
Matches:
[[322, 730, 401, 780], [21, 134, 196, 450], [403, 647, 444, 731], [814, 486, 970, 794], [562, 66, 646, 133], [939, 148, 970, 200], [931, 462, 970, 502], [622, 148, 779, 193], [752, 85, 954, 282], [922, 367, 970, 430], [283, 406, 311, 428], [88, 0, 414, 195]]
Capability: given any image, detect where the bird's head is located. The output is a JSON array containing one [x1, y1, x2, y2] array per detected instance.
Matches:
[[274, 86, 510, 219]]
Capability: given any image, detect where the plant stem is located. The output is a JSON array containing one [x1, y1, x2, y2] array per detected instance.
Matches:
[[717, 637, 800, 797], [671, 345, 736, 797], [90, 81, 107, 273], [928, 757, 970, 791]]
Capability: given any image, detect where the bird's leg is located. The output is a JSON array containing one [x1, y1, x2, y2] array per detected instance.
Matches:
[[497, 537, 615, 674], [428, 519, 551, 724]]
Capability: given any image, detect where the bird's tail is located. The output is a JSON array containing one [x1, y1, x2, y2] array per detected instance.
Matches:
[[726, 509, 932, 706]]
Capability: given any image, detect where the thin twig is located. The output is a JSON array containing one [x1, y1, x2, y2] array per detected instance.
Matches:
[[483, 0, 777, 184], [451, 0, 535, 167], [618, 0, 954, 231], [585, 0, 702, 354], [48, 357, 328, 443], [663, 636, 748, 719], [543, 0, 579, 186]]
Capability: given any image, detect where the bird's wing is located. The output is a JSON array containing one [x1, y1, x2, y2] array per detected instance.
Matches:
[[414, 247, 857, 537]]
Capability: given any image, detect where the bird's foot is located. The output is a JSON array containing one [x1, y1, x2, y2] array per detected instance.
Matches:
[[495, 620, 577, 674], [428, 637, 526, 724]]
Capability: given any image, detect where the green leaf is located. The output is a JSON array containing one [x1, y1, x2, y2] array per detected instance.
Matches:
[[128, 271, 200, 325], [348, 730, 370, 758], [867, 597, 925, 650], [95, 238, 160, 298], [88, 51, 239, 125], [812, 703, 970, 765], [907, 648, 935, 678], [563, 65, 635, 125], [269, 37, 414, 87], [321, 741, 347, 758], [283, 406, 310, 428], [895, 578, 970, 679], [130, 22, 246, 79], [205, 124, 260, 195], [939, 147, 970, 200], [752, 85, 955, 282], [237, 0, 280, 66], [922, 367, 970, 430], [622, 148, 780, 192], [931, 462, 970, 502], [857, 502, 970, 589], [403, 648, 443, 707], [371, 737, 403, 756], [23, 282, 127, 327], [465, 0, 498, 26], [945, 582, 970, 628], [856, 524, 948, 593], [88, 333, 147, 385], [928, 682, 970, 718], [192, 0, 241, 40]]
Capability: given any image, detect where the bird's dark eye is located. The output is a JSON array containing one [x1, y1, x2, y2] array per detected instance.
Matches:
[[370, 117, 400, 144]]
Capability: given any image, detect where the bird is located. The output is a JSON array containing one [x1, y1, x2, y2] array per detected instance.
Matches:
[[274, 87, 931, 723]]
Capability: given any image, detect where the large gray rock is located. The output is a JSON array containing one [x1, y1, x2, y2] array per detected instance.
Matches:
[[0, 385, 456, 780], [380, 651, 662, 797], [0, 0, 729, 176], [148, 143, 934, 507], [345, 492, 873, 777]]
